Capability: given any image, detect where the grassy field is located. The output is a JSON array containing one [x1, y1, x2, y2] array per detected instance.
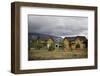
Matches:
[[28, 48, 88, 60]]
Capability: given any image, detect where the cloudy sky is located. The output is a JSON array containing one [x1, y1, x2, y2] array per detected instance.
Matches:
[[28, 15, 88, 38]]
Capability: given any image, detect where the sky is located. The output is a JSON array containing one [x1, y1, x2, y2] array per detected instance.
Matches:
[[28, 15, 88, 38]]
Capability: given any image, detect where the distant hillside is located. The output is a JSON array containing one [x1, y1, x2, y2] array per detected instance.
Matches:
[[28, 32, 63, 42]]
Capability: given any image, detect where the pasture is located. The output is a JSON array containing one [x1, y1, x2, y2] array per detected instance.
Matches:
[[28, 49, 88, 60]]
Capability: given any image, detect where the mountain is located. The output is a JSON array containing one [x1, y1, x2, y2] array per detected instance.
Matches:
[[28, 32, 62, 42]]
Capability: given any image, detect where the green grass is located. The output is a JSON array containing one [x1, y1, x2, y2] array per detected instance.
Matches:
[[28, 49, 88, 60]]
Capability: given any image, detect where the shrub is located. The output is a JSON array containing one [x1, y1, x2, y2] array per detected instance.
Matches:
[[76, 43, 80, 48]]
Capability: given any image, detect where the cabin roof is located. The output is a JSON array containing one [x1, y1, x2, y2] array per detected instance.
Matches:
[[64, 36, 87, 42]]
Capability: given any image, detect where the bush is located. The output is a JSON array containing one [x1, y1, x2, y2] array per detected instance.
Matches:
[[76, 43, 80, 48]]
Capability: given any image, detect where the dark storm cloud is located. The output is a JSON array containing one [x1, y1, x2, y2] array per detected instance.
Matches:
[[28, 15, 88, 38]]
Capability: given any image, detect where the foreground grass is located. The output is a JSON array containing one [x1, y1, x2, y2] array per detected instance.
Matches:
[[28, 49, 88, 60]]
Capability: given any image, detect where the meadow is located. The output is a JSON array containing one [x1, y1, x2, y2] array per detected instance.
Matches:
[[28, 48, 88, 60]]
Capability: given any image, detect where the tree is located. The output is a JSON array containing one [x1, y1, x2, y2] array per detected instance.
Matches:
[[48, 43, 55, 51], [47, 38, 55, 51]]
